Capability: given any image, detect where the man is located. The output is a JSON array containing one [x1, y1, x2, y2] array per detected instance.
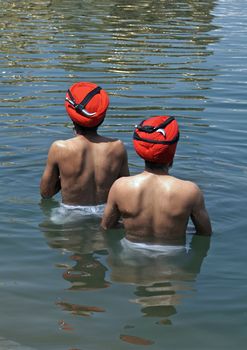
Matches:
[[101, 115, 212, 243], [40, 81, 129, 206]]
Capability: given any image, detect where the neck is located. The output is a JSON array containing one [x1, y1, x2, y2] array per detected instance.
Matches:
[[75, 130, 98, 136], [73, 122, 99, 137], [144, 164, 170, 175]]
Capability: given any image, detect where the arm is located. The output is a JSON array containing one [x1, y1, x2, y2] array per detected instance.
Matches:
[[190, 186, 212, 236], [40, 142, 61, 199], [118, 143, 130, 177], [101, 183, 121, 230]]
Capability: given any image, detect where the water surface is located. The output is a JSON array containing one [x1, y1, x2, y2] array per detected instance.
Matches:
[[0, 0, 247, 349]]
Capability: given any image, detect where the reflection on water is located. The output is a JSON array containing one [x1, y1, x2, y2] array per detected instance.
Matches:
[[57, 300, 105, 317], [107, 234, 210, 322], [40, 199, 110, 291], [61, 253, 110, 291], [1, 0, 219, 136], [40, 197, 210, 327], [40, 199, 110, 322]]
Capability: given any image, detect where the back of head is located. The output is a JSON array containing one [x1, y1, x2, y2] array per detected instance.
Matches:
[[65, 82, 109, 128], [133, 116, 179, 166]]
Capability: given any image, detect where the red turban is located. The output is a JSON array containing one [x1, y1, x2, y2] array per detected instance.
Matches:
[[133, 116, 179, 165], [65, 82, 109, 127]]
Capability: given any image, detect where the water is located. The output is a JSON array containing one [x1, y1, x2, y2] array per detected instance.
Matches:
[[1, 0, 247, 349]]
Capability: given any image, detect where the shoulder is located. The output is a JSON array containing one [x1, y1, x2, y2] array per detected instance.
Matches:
[[109, 175, 132, 192], [172, 176, 200, 192], [111, 138, 126, 150], [47, 139, 72, 160], [180, 180, 205, 205], [49, 139, 67, 150], [50, 137, 80, 151], [107, 176, 133, 205], [100, 136, 126, 148], [111, 175, 130, 188], [113, 174, 144, 191], [183, 180, 201, 193], [186, 180, 203, 197], [170, 177, 202, 200], [115, 140, 128, 158], [103, 138, 127, 157]]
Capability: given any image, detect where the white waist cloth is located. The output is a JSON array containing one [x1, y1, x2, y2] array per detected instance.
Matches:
[[120, 237, 189, 258], [50, 203, 105, 224]]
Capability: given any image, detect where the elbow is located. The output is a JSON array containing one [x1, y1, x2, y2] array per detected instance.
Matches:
[[100, 217, 109, 230], [40, 185, 53, 199], [40, 181, 60, 199], [204, 221, 213, 236], [195, 226, 212, 236], [100, 217, 118, 231], [191, 213, 212, 236], [198, 231, 212, 236], [40, 191, 52, 200]]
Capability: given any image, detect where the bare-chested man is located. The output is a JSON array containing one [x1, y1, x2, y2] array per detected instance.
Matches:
[[40, 82, 129, 206], [101, 116, 212, 244]]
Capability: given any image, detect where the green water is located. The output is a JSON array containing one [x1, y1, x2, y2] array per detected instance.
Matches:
[[0, 0, 247, 349]]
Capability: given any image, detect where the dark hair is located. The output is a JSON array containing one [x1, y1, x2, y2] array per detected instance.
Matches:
[[145, 160, 172, 170], [73, 121, 99, 134]]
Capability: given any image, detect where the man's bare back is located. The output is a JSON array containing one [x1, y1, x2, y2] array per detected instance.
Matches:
[[40, 132, 129, 205], [40, 82, 129, 206], [101, 169, 211, 242], [101, 115, 212, 242]]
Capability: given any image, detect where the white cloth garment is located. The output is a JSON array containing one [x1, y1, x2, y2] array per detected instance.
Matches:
[[50, 203, 105, 224]]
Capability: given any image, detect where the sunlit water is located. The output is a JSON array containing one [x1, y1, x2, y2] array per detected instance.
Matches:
[[0, 0, 247, 349]]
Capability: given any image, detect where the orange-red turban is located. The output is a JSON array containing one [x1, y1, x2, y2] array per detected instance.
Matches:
[[65, 82, 109, 127], [133, 116, 179, 164]]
